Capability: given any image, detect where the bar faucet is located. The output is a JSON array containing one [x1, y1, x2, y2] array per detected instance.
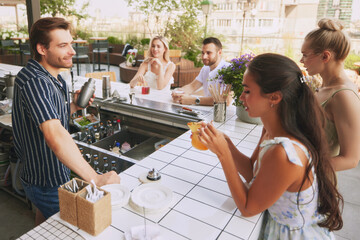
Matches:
[[129, 92, 135, 104]]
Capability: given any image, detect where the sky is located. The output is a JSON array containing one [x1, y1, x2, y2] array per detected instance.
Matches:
[[0, 0, 133, 20], [76, 0, 133, 18]]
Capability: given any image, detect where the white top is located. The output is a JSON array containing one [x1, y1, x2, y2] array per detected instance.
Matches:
[[195, 59, 230, 97], [144, 61, 174, 93]]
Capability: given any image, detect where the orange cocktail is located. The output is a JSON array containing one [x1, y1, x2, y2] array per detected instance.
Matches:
[[187, 122, 208, 150]]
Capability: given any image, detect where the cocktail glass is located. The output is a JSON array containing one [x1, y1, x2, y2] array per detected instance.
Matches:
[[187, 122, 208, 150]]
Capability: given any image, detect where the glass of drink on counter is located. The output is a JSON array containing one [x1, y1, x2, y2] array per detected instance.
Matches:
[[187, 122, 208, 150], [141, 86, 150, 94]]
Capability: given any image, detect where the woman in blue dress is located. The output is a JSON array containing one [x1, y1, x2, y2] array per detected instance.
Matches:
[[199, 53, 343, 239]]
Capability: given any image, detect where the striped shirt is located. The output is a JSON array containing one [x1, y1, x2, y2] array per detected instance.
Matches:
[[12, 59, 71, 187]]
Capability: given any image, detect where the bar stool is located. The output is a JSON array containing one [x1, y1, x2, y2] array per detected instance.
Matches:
[[92, 41, 110, 72], [1, 40, 20, 65], [19, 43, 31, 66], [72, 45, 91, 74]]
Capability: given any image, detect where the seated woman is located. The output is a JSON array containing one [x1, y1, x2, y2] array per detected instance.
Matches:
[[129, 36, 175, 92], [199, 53, 343, 239], [301, 18, 360, 171]]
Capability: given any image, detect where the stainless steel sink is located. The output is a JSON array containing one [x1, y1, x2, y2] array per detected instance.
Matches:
[[72, 110, 186, 166], [92, 126, 167, 160]]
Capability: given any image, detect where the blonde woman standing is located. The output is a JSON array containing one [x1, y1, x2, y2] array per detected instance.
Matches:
[[130, 36, 175, 92], [300, 18, 360, 171]]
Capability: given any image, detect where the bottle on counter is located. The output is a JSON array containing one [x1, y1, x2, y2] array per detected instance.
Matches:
[[79, 147, 84, 157], [112, 142, 121, 154], [114, 119, 121, 132], [102, 157, 109, 173], [99, 122, 106, 139], [102, 75, 111, 99], [83, 127, 90, 143], [111, 160, 117, 171], [93, 154, 99, 169], [112, 117, 120, 132], [106, 120, 114, 136], [86, 134, 93, 144], [95, 132, 100, 142], [84, 153, 91, 163]]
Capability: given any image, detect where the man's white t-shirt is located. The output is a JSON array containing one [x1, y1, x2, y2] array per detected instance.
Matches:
[[195, 59, 231, 97]]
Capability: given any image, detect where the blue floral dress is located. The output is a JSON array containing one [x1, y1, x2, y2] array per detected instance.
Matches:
[[253, 137, 335, 239]]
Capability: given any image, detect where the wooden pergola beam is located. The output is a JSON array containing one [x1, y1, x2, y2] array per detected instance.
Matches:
[[0, 0, 25, 5]]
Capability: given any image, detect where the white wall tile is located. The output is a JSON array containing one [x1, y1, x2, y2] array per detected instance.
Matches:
[[160, 211, 221, 240], [217, 232, 243, 240], [198, 176, 231, 197], [224, 215, 256, 240], [161, 165, 204, 185], [168, 138, 192, 149], [181, 150, 219, 166], [159, 144, 187, 156], [136, 157, 167, 171], [174, 197, 232, 229], [187, 186, 237, 214], [208, 167, 227, 181], [160, 174, 195, 195], [172, 157, 214, 175], [148, 150, 178, 163]]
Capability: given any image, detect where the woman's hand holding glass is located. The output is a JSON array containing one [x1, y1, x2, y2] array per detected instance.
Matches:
[[198, 122, 228, 157], [130, 75, 147, 88]]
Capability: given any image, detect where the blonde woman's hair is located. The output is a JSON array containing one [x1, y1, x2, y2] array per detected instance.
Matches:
[[146, 36, 170, 62], [305, 18, 350, 61]]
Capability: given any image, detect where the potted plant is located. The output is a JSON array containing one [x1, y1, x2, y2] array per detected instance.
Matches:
[[215, 53, 262, 124]]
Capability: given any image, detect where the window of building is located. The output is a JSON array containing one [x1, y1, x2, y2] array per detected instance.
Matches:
[[258, 19, 273, 27], [332, 0, 340, 7], [217, 19, 232, 27], [257, 0, 275, 11], [334, 9, 340, 18]]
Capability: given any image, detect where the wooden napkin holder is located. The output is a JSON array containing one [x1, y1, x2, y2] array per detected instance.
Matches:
[[58, 178, 88, 226], [76, 184, 112, 236], [58, 178, 111, 236]]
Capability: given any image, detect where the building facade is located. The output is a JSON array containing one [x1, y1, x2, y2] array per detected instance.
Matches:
[[207, 0, 320, 57]]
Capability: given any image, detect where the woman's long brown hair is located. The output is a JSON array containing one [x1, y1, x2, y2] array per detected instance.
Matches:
[[248, 53, 343, 231]]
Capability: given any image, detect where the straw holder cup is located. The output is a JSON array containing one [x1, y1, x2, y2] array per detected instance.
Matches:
[[213, 102, 226, 122]]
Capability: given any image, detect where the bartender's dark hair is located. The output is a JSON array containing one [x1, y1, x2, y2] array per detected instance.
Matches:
[[30, 17, 72, 61], [203, 37, 222, 50], [247, 53, 343, 231]]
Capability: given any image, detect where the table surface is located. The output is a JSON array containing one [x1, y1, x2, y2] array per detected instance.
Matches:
[[119, 61, 139, 70], [0, 63, 264, 240], [89, 37, 107, 41], [73, 39, 88, 44], [10, 37, 29, 41], [19, 114, 263, 240]]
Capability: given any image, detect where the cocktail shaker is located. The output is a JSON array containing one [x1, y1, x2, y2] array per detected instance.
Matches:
[[102, 75, 111, 99], [77, 78, 96, 108]]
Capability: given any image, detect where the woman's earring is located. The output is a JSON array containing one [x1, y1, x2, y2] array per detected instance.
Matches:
[[271, 103, 274, 108]]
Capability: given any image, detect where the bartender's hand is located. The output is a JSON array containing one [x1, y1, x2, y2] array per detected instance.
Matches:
[[70, 90, 95, 114], [95, 171, 120, 187], [178, 94, 196, 105]]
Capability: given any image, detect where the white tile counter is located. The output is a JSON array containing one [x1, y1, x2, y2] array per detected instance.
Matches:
[[19, 112, 264, 240], [0, 65, 265, 240]]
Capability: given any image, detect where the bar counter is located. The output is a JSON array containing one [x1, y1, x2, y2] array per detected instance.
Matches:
[[0, 64, 264, 239]]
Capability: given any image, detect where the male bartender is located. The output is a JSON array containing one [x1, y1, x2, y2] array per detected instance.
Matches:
[[172, 37, 231, 106], [12, 17, 119, 225]]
